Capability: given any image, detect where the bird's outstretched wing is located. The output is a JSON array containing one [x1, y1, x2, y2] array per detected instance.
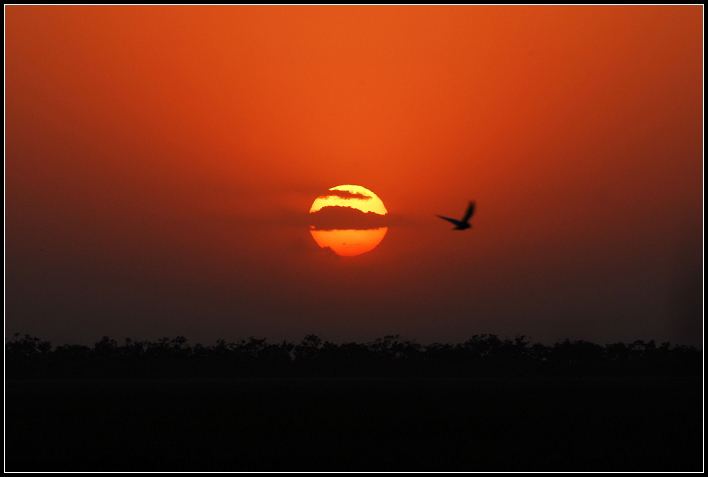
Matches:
[[462, 201, 476, 222], [437, 215, 462, 226]]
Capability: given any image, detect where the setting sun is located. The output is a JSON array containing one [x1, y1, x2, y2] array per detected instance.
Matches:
[[309, 184, 388, 256]]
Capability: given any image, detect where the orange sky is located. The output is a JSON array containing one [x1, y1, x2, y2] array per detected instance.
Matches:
[[5, 6, 703, 346]]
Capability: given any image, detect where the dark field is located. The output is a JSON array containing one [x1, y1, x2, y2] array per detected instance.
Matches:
[[5, 377, 703, 471]]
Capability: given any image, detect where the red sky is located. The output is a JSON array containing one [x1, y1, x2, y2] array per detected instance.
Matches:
[[5, 6, 703, 346]]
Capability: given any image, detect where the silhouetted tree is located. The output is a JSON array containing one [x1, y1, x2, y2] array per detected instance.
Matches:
[[5, 333, 701, 379]]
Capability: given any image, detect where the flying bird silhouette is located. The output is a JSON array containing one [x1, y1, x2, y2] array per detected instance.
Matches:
[[437, 201, 475, 230]]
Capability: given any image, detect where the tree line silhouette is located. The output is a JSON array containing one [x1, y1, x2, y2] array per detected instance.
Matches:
[[6, 333, 701, 379]]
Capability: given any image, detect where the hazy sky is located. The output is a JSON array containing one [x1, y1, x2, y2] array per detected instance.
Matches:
[[6, 6, 703, 347]]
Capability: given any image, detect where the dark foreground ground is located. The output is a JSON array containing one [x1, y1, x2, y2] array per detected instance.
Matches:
[[6, 376, 703, 471]]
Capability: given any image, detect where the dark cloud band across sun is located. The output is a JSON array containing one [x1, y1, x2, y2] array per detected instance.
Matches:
[[309, 205, 388, 230], [317, 190, 371, 200]]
